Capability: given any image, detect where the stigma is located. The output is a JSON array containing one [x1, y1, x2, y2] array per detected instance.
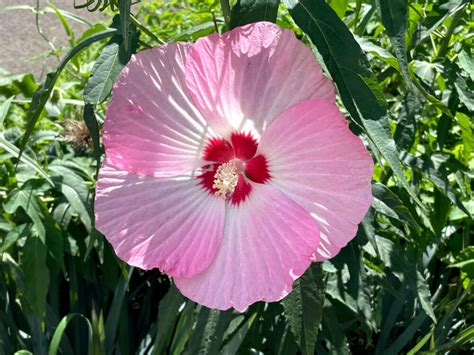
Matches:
[[213, 161, 239, 200]]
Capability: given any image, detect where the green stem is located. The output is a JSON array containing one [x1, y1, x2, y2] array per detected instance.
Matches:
[[437, 5, 465, 59], [220, 0, 231, 28], [130, 14, 165, 44]]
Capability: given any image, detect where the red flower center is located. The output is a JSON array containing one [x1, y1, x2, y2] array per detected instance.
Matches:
[[198, 132, 271, 205]]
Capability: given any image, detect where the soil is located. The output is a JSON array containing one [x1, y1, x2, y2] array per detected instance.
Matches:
[[0, 0, 105, 80]]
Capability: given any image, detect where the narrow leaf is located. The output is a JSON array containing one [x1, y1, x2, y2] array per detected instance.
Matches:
[[48, 314, 93, 355], [22, 234, 49, 318]]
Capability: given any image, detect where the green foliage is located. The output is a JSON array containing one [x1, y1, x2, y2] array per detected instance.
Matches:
[[0, 0, 472, 354]]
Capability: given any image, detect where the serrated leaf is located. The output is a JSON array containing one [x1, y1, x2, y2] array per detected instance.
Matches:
[[377, 0, 412, 85], [83, 39, 129, 105], [185, 307, 233, 355], [416, 270, 436, 323], [229, 0, 280, 29], [394, 93, 421, 150], [282, 263, 325, 355]]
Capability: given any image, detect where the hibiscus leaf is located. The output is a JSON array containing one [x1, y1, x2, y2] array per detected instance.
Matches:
[[229, 0, 280, 29], [83, 40, 125, 105], [282, 263, 325, 355], [153, 285, 186, 354], [185, 307, 233, 354], [284, 0, 424, 210], [49, 168, 93, 233], [376, 0, 411, 85], [17, 28, 117, 162], [372, 182, 420, 231], [401, 153, 471, 218], [22, 234, 49, 319], [84, 16, 136, 105]]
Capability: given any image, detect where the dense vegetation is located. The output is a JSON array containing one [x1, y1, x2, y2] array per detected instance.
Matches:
[[0, 0, 472, 354]]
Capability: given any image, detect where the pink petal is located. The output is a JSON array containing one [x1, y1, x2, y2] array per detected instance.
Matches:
[[257, 100, 374, 261], [174, 184, 320, 311], [185, 22, 335, 136], [95, 161, 226, 277], [104, 43, 214, 178]]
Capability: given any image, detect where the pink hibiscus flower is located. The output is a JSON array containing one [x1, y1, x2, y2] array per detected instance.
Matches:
[[95, 22, 374, 311]]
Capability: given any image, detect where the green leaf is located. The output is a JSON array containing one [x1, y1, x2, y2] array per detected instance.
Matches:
[[220, 313, 257, 355], [48, 314, 93, 355], [4, 185, 47, 240], [449, 246, 474, 278], [49, 169, 92, 232], [22, 234, 49, 318], [328, 0, 348, 18], [394, 93, 421, 150], [416, 270, 436, 323], [372, 182, 420, 231], [153, 285, 186, 355], [105, 267, 133, 355], [0, 135, 54, 186], [401, 153, 471, 218], [83, 40, 127, 105], [454, 75, 474, 112], [384, 311, 427, 354], [283, 0, 424, 210], [185, 307, 233, 355], [0, 96, 14, 126], [0, 224, 31, 253], [18, 28, 117, 161], [229, 0, 280, 29], [282, 263, 325, 355], [377, 0, 412, 85], [48, 2, 75, 45], [458, 50, 474, 81]]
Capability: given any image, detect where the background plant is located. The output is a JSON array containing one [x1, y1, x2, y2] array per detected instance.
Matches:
[[0, 0, 472, 354]]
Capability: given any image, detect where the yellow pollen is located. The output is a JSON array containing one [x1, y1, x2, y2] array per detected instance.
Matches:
[[213, 161, 239, 200]]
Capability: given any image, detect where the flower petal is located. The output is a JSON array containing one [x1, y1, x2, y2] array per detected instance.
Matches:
[[95, 161, 226, 277], [257, 100, 374, 261], [185, 21, 335, 136], [104, 43, 215, 178], [174, 183, 320, 311]]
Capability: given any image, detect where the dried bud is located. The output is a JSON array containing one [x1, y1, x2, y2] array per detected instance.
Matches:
[[61, 119, 92, 151]]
